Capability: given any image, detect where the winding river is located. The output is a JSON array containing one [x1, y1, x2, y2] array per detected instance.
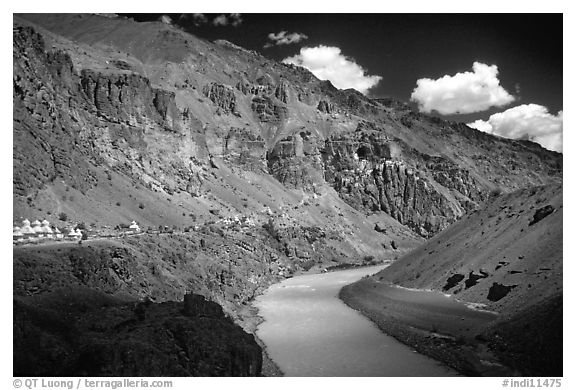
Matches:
[[254, 265, 458, 376]]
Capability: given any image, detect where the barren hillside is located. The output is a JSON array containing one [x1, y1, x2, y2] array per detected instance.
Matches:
[[342, 184, 562, 375]]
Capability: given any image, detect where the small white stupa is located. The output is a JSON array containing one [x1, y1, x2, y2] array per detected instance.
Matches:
[[68, 228, 81, 240], [20, 219, 35, 236], [129, 220, 141, 233], [31, 220, 43, 235], [40, 219, 53, 236], [13, 226, 24, 242], [53, 227, 63, 239]]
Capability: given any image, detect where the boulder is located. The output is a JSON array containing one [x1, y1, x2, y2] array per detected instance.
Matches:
[[374, 222, 387, 233]]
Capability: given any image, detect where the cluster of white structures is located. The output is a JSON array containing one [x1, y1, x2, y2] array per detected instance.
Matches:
[[13, 219, 82, 244], [219, 215, 256, 228], [12, 218, 147, 245]]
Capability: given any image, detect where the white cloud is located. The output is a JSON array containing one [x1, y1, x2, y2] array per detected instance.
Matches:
[[467, 104, 563, 152], [180, 13, 208, 26], [213, 15, 227, 26], [282, 45, 382, 94], [411, 62, 515, 115], [467, 119, 493, 134], [264, 31, 308, 48], [213, 13, 242, 27]]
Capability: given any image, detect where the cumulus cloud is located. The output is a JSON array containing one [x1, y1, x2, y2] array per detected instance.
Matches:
[[411, 62, 515, 115], [179, 13, 208, 26], [213, 13, 242, 27], [264, 31, 308, 48], [468, 104, 563, 152], [282, 45, 382, 94], [467, 119, 493, 134]]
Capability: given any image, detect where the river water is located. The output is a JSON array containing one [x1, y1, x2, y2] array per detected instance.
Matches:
[[254, 265, 458, 376]]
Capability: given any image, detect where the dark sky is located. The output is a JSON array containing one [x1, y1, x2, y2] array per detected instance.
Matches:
[[123, 13, 562, 123]]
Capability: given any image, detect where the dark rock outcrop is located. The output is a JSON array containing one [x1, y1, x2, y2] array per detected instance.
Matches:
[[182, 293, 224, 318], [236, 80, 273, 96], [529, 205, 555, 226], [274, 81, 289, 103], [203, 83, 239, 116], [14, 290, 262, 376], [464, 270, 489, 289], [251, 96, 287, 123], [487, 283, 517, 302], [374, 222, 387, 233], [443, 273, 465, 291], [317, 100, 334, 114]]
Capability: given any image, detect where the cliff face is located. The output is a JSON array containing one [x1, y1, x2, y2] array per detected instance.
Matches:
[[80, 69, 181, 132], [14, 26, 91, 197], [13, 26, 184, 200], [320, 130, 481, 236]]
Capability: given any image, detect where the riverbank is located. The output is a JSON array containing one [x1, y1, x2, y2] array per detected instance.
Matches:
[[340, 278, 517, 376], [236, 302, 284, 376]]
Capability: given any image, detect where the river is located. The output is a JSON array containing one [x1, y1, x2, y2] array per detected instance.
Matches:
[[254, 265, 458, 376]]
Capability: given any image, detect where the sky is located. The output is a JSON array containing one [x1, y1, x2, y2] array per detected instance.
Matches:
[[123, 13, 563, 152]]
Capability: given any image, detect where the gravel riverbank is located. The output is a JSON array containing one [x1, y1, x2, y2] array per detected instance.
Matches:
[[339, 278, 517, 376]]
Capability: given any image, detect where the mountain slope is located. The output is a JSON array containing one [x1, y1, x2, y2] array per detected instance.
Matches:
[[14, 13, 561, 240], [342, 183, 562, 375], [373, 183, 562, 313]]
